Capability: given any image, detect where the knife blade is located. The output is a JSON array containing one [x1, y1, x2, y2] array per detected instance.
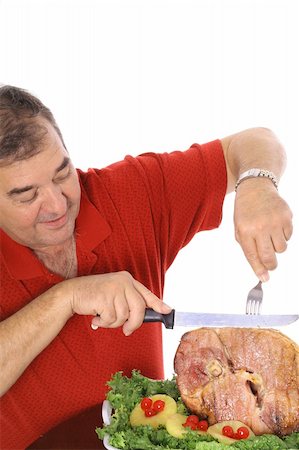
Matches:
[[144, 309, 299, 329]]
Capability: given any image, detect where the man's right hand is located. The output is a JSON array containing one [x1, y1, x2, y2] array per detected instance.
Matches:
[[65, 271, 171, 336]]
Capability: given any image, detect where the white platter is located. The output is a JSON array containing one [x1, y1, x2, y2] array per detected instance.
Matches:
[[101, 400, 119, 450]]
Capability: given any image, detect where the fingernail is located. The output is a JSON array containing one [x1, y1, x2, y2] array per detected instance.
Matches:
[[259, 272, 270, 282], [91, 323, 99, 330]]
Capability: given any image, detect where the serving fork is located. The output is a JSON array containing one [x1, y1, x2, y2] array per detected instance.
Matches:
[[246, 281, 263, 315]]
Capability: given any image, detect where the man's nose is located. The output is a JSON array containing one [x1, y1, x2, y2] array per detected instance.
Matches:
[[41, 184, 67, 216]]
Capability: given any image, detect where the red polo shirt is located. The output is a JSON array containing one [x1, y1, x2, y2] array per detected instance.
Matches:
[[0, 141, 226, 449]]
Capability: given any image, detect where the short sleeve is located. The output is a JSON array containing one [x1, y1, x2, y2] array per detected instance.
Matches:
[[125, 139, 227, 268]]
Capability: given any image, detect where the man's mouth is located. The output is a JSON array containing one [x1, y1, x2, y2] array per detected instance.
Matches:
[[40, 212, 68, 229]]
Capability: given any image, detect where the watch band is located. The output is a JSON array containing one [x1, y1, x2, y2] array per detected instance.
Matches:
[[235, 168, 279, 191]]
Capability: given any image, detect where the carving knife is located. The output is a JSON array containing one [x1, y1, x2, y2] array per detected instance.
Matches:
[[144, 309, 299, 329]]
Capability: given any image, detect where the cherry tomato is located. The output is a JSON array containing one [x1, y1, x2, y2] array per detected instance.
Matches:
[[141, 397, 153, 411], [144, 408, 156, 417], [152, 400, 165, 413], [197, 420, 208, 431], [185, 415, 199, 424], [183, 415, 199, 430], [237, 426, 250, 439], [222, 425, 234, 438]]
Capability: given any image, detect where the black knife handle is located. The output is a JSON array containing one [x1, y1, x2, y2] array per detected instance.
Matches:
[[143, 308, 175, 329]]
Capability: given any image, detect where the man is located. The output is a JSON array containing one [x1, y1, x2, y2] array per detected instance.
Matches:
[[0, 85, 293, 449]]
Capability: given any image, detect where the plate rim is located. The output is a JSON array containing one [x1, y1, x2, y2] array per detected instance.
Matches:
[[102, 400, 119, 450]]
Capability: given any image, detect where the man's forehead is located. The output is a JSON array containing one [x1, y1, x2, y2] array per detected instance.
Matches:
[[0, 150, 71, 194], [1, 145, 68, 171]]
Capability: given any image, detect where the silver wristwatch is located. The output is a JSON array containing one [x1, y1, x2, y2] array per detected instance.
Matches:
[[235, 168, 279, 191]]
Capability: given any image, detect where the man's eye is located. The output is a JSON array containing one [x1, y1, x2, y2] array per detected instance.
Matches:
[[19, 191, 38, 203], [54, 168, 71, 183]]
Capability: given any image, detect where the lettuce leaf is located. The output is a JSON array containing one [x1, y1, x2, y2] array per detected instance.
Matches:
[[107, 426, 214, 450], [230, 434, 288, 449], [96, 371, 299, 450], [283, 432, 299, 448]]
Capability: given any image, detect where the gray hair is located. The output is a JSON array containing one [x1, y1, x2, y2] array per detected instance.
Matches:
[[0, 85, 66, 165]]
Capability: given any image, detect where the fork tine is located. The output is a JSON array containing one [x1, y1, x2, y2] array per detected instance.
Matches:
[[246, 299, 251, 315], [253, 299, 258, 315], [257, 283, 263, 314], [254, 298, 259, 315], [255, 281, 262, 315], [256, 298, 261, 315]]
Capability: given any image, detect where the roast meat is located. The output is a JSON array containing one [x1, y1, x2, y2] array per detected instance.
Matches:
[[174, 328, 299, 436]]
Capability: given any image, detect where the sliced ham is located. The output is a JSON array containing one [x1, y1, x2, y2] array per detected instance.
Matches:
[[174, 328, 299, 436]]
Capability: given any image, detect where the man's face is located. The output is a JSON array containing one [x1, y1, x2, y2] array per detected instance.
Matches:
[[0, 120, 81, 250]]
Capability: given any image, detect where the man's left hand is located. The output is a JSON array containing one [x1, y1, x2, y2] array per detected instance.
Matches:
[[233, 180, 293, 281]]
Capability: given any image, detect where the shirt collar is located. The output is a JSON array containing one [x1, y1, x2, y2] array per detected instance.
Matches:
[[0, 185, 111, 280]]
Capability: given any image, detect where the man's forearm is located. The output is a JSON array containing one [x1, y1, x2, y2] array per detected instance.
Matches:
[[0, 271, 170, 396], [0, 283, 72, 397], [221, 127, 287, 193]]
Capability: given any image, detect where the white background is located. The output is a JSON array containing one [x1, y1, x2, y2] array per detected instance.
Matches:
[[1, 0, 298, 379]]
